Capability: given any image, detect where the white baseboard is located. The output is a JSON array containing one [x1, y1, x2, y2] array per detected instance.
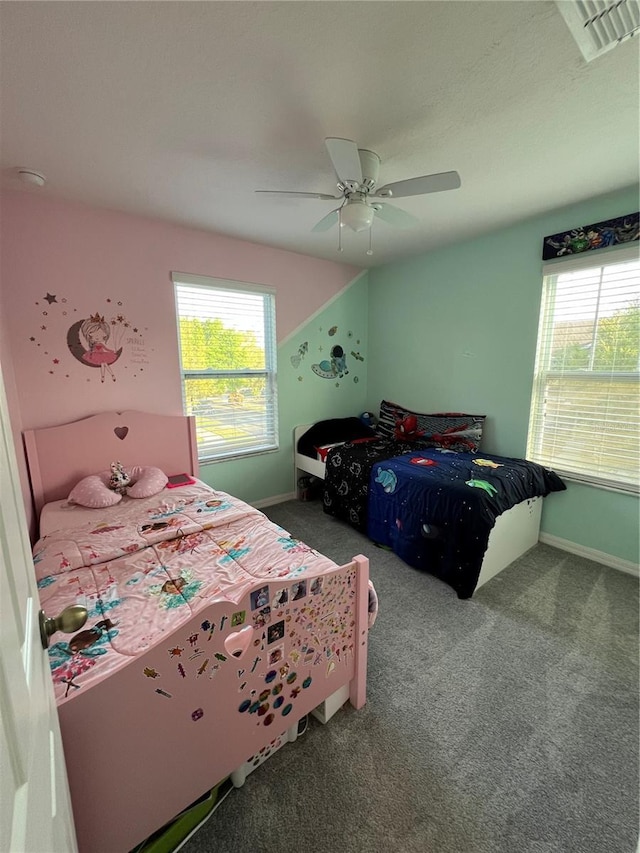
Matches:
[[539, 532, 639, 578], [252, 491, 296, 510]]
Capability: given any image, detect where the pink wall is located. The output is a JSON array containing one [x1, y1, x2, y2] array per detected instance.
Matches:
[[0, 189, 360, 531]]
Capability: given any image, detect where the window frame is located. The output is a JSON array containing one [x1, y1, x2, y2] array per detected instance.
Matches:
[[172, 272, 279, 464], [526, 244, 639, 495]]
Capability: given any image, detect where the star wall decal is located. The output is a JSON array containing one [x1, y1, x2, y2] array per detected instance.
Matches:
[[44, 293, 57, 304]]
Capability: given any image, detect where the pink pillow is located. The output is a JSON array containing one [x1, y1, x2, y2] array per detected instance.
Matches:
[[126, 466, 168, 499], [68, 473, 122, 508]]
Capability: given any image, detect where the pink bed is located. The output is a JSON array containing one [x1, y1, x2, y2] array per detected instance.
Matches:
[[26, 411, 373, 853]]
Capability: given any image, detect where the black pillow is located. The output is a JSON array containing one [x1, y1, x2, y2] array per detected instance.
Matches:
[[297, 418, 375, 459]]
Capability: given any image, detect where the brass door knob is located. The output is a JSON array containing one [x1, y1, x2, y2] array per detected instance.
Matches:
[[39, 604, 88, 650]]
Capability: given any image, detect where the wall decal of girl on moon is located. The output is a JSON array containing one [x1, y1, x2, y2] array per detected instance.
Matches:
[[67, 312, 122, 382]]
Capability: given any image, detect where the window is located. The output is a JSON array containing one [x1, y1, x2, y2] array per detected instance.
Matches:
[[173, 273, 278, 462], [527, 245, 639, 494]]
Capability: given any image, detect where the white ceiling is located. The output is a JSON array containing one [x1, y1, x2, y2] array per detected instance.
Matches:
[[1, 1, 638, 268]]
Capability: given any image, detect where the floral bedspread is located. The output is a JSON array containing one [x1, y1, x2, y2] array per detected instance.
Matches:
[[34, 482, 339, 703]]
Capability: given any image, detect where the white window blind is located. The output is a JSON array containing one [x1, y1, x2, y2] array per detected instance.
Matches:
[[527, 245, 640, 493], [173, 273, 278, 462]]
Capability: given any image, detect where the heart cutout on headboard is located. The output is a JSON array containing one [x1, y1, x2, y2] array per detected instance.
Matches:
[[114, 426, 129, 441]]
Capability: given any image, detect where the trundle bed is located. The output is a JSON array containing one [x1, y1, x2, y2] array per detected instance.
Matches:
[[27, 411, 374, 853], [295, 407, 565, 598]]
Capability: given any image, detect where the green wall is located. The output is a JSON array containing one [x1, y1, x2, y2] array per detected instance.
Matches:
[[197, 188, 638, 565], [199, 272, 369, 504], [367, 186, 639, 565]]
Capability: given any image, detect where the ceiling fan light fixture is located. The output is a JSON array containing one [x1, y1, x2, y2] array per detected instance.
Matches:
[[257, 137, 461, 245], [340, 199, 375, 232]]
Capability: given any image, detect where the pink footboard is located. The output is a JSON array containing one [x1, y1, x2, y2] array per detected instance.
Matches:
[[61, 555, 369, 853]]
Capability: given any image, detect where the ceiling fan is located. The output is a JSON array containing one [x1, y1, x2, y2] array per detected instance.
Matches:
[[256, 138, 461, 243]]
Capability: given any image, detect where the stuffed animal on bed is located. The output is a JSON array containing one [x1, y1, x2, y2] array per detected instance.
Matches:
[[394, 414, 425, 440], [108, 461, 131, 495]]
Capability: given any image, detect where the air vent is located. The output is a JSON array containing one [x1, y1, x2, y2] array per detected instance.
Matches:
[[556, 0, 640, 61]]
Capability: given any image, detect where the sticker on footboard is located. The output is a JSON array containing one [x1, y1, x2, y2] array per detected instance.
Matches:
[[143, 567, 358, 726], [250, 586, 269, 610], [267, 621, 285, 644], [268, 644, 284, 666]]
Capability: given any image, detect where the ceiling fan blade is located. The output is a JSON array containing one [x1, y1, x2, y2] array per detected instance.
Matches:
[[311, 208, 340, 232], [374, 170, 461, 199], [255, 190, 339, 200], [324, 138, 363, 187], [372, 203, 419, 229]]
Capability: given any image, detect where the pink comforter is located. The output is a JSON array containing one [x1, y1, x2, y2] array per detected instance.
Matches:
[[34, 483, 346, 703]]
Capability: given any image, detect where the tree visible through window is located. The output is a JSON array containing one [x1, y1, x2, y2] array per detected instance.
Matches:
[[173, 275, 278, 462], [527, 247, 639, 493]]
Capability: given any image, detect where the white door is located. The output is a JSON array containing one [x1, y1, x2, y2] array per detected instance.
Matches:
[[0, 363, 78, 853]]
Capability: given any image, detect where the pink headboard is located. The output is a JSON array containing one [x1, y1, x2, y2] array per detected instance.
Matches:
[[24, 411, 199, 517]]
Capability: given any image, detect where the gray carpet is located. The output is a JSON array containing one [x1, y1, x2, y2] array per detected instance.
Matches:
[[181, 499, 639, 853]]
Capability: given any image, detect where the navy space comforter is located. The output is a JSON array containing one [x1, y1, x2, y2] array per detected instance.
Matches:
[[323, 440, 565, 598]]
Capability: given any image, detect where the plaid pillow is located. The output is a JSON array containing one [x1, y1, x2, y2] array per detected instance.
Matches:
[[377, 400, 486, 452]]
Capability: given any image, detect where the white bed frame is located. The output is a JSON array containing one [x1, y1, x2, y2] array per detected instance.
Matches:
[[294, 424, 542, 592]]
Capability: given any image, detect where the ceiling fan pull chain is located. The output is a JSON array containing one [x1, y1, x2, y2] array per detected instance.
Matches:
[[366, 226, 373, 256], [337, 209, 343, 253]]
